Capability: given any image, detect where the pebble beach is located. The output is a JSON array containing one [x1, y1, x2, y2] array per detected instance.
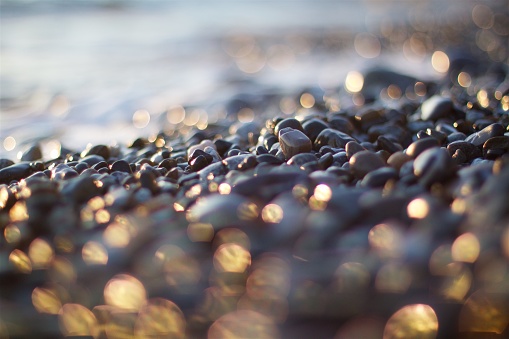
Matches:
[[1, 1, 509, 338]]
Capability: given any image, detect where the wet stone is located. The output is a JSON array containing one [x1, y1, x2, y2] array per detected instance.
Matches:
[[302, 118, 329, 142], [406, 138, 439, 158], [413, 147, 455, 186], [345, 141, 366, 159], [279, 129, 312, 159], [483, 136, 509, 159], [349, 150, 386, 179], [20, 144, 42, 161], [464, 123, 505, 147], [0, 159, 15, 170], [420, 95, 454, 121], [360, 167, 398, 187], [447, 141, 482, 162], [0, 162, 34, 185], [314, 128, 355, 150], [81, 144, 110, 160], [275, 118, 304, 136]]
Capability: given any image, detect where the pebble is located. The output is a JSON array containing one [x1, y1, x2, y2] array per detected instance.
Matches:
[[406, 137, 439, 158], [420, 95, 454, 121], [314, 128, 355, 149], [349, 150, 386, 179], [413, 147, 454, 186], [279, 128, 313, 159], [20, 144, 42, 161], [464, 123, 505, 147], [483, 136, 509, 159]]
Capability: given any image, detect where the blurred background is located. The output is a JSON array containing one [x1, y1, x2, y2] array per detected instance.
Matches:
[[0, 0, 507, 158]]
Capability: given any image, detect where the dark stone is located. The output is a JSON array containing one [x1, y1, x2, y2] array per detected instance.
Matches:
[[447, 132, 467, 143], [406, 138, 439, 158], [256, 145, 268, 155], [483, 136, 509, 159], [231, 171, 308, 202], [61, 175, 102, 204], [314, 128, 355, 150], [81, 144, 110, 160], [0, 162, 34, 184], [413, 147, 455, 186], [214, 139, 233, 157], [464, 123, 505, 147], [256, 154, 284, 165], [275, 118, 304, 136], [157, 158, 177, 171], [354, 106, 387, 131], [328, 116, 354, 134], [79, 155, 105, 167], [92, 161, 108, 171], [20, 144, 42, 161], [377, 136, 403, 154], [287, 153, 318, 167], [317, 152, 334, 170], [302, 118, 329, 142], [189, 149, 213, 164], [349, 151, 386, 179], [360, 167, 398, 187], [0, 159, 15, 170], [447, 141, 482, 162], [421, 95, 454, 121], [345, 141, 366, 159]]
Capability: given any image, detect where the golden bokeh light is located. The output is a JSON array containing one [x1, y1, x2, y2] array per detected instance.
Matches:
[[457, 72, 472, 87], [4, 224, 21, 244], [3, 136, 16, 151], [32, 287, 62, 314], [414, 82, 427, 96], [237, 108, 255, 123], [345, 71, 364, 93], [29, 238, 54, 269], [368, 223, 403, 258], [439, 263, 472, 301], [383, 304, 438, 339], [208, 310, 280, 339], [300, 93, 315, 108], [213, 243, 251, 273], [103, 221, 132, 248], [49, 256, 77, 285], [261, 204, 284, 223], [451, 232, 481, 263], [167, 105, 186, 125], [104, 274, 147, 312], [132, 109, 150, 129], [9, 249, 32, 274], [9, 201, 28, 222], [407, 198, 430, 219], [333, 262, 370, 292], [82, 241, 109, 265], [58, 303, 99, 338], [431, 50, 449, 73], [375, 263, 412, 294], [314, 184, 332, 202], [429, 244, 453, 276], [354, 32, 381, 58], [472, 4, 494, 29], [218, 183, 231, 195], [459, 289, 509, 334], [213, 228, 251, 252], [187, 222, 214, 242], [135, 298, 186, 338]]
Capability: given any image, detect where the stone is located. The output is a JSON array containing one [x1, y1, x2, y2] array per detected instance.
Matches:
[[20, 144, 42, 161], [447, 141, 482, 162], [349, 151, 386, 179], [406, 138, 439, 158], [413, 147, 455, 186], [81, 144, 110, 160], [483, 136, 509, 160], [0, 162, 34, 184], [345, 141, 366, 159], [464, 123, 505, 147], [314, 128, 355, 150], [274, 118, 304, 136], [302, 118, 329, 142], [279, 129, 312, 159], [421, 95, 454, 121]]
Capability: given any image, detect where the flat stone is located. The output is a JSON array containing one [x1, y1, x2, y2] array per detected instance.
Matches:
[[279, 129, 312, 159]]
